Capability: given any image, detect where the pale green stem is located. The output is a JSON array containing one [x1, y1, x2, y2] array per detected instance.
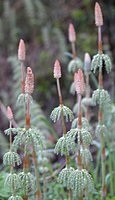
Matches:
[[26, 94, 42, 200], [85, 74, 90, 121], [98, 26, 103, 54], [9, 120, 15, 196], [32, 144, 42, 200], [23, 145, 28, 200], [77, 94, 83, 200], [71, 42, 76, 59], [106, 137, 114, 196], [43, 173, 47, 200], [99, 105, 106, 200], [21, 61, 25, 93]]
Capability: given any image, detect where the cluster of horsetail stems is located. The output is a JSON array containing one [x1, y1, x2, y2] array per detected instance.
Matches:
[[2, 2, 113, 200]]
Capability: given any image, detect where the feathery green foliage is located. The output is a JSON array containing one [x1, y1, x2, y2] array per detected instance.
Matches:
[[66, 128, 92, 147], [82, 97, 96, 106], [80, 148, 93, 166], [95, 124, 107, 137], [19, 172, 35, 193], [73, 102, 86, 115], [8, 196, 23, 200], [3, 151, 21, 166], [4, 128, 21, 136], [71, 117, 90, 130], [92, 89, 111, 106], [50, 104, 74, 123], [68, 169, 94, 196], [13, 128, 44, 150], [68, 58, 83, 73], [54, 135, 76, 156], [91, 54, 112, 73], [5, 173, 21, 190], [58, 167, 75, 188], [17, 93, 33, 106]]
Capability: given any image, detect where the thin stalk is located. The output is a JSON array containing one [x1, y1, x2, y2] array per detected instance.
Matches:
[[21, 61, 25, 93], [23, 145, 29, 200], [9, 120, 16, 197], [26, 95, 42, 200], [98, 26, 103, 54], [99, 109, 106, 199], [95, 148, 101, 184], [77, 94, 83, 200], [98, 70, 106, 199], [20, 62, 28, 200], [106, 136, 114, 196], [43, 173, 47, 200], [109, 153, 114, 196], [112, 153, 115, 194], [85, 74, 90, 121], [23, 95, 31, 200], [56, 78, 72, 200], [9, 121, 12, 152], [77, 94, 82, 129], [32, 146, 42, 200], [71, 42, 76, 59]]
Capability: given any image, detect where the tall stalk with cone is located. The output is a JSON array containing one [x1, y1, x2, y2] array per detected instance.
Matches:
[[65, 69, 94, 199], [91, 2, 112, 199], [50, 60, 74, 200]]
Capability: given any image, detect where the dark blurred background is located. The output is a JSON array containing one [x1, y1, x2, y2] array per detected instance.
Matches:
[[0, 0, 115, 131]]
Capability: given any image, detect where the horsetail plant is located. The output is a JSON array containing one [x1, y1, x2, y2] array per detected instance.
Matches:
[[3, 107, 22, 200], [66, 69, 94, 199], [50, 59, 74, 200], [91, 2, 112, 199]]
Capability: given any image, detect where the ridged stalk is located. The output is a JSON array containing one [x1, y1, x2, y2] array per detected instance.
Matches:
[[26, 95, 42, 200], [107, 138, 114, 196], [85, 74, 90, 121], [77, 94, 83, 200], [23, 95, 31, 200], [56, 78, 72, 200], [71, 42, 76, 59], [98, 69, 106, 199], [32, 146, 42, 200], [10, 120, 16, 197], [21, 61, 25, 93], [97, 22, 107, 199]]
